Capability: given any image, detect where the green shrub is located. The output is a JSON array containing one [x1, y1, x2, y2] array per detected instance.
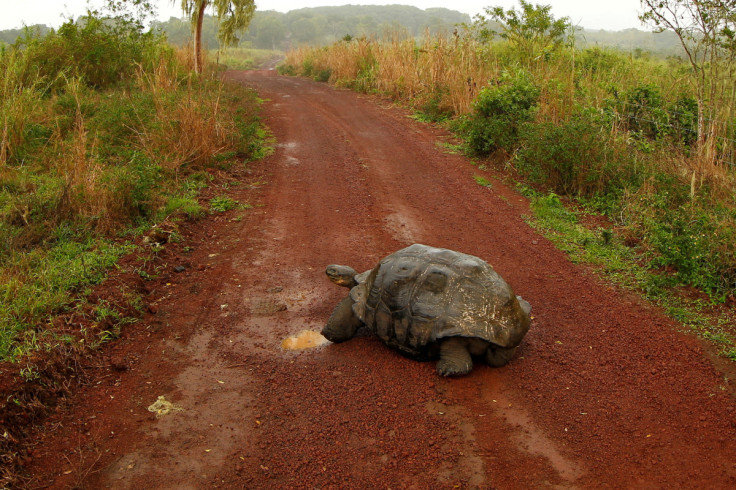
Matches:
[[516, 110, 639, 198], [17, 14, 168, 90], [301, 58, 315, 77], [460, 69, 540, 155], [314, 68, 331, 82], [667, 95, 698, 148], [625, 180, 736, 298], [277, 63, 298, 76]]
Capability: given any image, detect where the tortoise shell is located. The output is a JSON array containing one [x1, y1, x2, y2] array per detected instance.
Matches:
[[349, 244, 530, 357]]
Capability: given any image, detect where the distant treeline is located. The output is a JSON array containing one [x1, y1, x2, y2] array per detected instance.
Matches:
[[577, 28, 684, 57], [1, 5, 683, 57], [151, 5, 471, 50], [0, 25, 51, 45]]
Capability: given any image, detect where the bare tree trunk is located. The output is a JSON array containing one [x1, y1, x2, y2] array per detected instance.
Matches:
[[193, 1, 209, 74]]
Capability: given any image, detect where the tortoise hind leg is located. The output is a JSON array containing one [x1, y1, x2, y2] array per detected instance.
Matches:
[[485, 345, 517, 367], [321, 295, 362, 343], [436, 338, 473, 376]]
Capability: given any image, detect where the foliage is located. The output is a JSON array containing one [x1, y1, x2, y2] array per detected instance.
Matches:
[[0, 12, 265, 361], [623, 180, 736, 297], [209, 195, 238, 212], [640, 0, 736, 162], [179, 0, 256, 47], [605, 84, 701, 148], [523, 187, 735, 357], [13, 13, 167, 90], [516, 110, 638, 197], [471, 0, 571, 64], [459, 69, 540, 155]]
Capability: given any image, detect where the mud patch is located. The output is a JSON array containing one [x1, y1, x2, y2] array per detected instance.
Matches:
[[281, 330, 330, 350], [383, 211, 422, 243]]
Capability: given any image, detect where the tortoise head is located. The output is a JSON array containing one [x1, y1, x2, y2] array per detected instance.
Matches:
[[326, 264, 359, 288]]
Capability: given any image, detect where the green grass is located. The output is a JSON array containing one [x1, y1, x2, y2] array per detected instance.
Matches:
[[473, 175, 493, 188], [521, 186, 735, 358], [0, 236, 134, 361], [209, 195, 239, 212]]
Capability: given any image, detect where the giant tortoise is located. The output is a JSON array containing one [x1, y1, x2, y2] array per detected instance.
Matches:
[[321, 244, 531, 376]]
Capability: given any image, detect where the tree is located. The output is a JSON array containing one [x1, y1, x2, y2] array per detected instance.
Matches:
[[291, 17, 317, 44], [469, 1, 571, 64], [256, 17, 285, 49], [640, 0, 736, 161], [178, 0, 256, 73]]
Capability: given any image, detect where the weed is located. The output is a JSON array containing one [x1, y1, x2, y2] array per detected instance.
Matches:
[[210, 196, 238, 213], [473, 175, 493, 188], [163, 196, 204, 219]]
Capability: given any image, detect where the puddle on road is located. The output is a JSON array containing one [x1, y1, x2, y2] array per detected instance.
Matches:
[[281, 330, 330, 350]]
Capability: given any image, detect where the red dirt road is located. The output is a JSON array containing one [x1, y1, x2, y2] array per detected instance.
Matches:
[[22, 70, 736, 488]]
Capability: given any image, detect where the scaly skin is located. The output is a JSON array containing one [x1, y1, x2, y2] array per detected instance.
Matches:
[[326, 264, 358, 288], [322, 295, 362, 342]]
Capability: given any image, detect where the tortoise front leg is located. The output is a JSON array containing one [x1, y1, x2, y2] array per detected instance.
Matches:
[[321, 295, 362, 343], [436, 338, 473, 376]]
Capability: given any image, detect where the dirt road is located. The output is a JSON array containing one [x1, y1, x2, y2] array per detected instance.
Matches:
[[23, 70, 736, 488]]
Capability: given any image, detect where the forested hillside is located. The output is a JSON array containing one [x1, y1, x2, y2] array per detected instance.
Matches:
[[1, 5, 684, 57], [152, 5, 470, 50]]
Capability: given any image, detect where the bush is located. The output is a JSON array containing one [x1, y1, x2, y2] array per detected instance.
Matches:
[[624, 179, 736, 298], [516, 110, 639, 198], [460, 69, 540, 155], [314, 68, 331, 82], [276, 63, 298, 76], [667, 95, 698, 148], [17, 14, 168, 90]]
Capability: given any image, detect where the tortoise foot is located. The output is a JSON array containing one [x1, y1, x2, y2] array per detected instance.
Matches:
[[436, 338, 473, 376]]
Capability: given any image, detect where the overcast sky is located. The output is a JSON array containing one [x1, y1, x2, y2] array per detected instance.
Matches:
[[1, 1, 647, 32]]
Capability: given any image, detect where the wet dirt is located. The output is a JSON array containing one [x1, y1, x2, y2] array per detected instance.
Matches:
[[20, 70, 736, 488]]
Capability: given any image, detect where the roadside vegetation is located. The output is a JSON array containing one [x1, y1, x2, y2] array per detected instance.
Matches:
[[213, 47, 283, 70], [280, 1, 736, 357], [0, 12, 265, 363]]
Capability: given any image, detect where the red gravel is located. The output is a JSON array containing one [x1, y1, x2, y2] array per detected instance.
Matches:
[[19, 70, 736, 488]]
